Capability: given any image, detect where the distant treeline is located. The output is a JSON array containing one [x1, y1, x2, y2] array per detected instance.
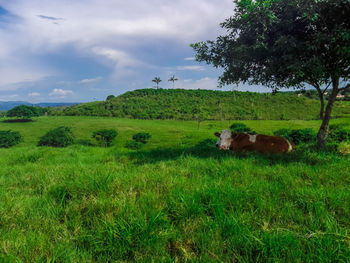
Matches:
[[48, 89, 350, 120]]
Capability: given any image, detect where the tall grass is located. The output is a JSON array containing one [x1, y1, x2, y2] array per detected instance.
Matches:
[[0, 117, 349, 262]]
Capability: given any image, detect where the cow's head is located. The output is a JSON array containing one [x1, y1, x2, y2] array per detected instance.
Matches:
[[215, 130, 234, 150]]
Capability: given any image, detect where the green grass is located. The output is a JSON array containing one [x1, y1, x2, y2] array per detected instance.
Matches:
[[0, 116, 349, 262]]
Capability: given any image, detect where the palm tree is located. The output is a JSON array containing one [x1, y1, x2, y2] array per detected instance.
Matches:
[[152, 77, 162, 89], [168, 75, 178, 89]]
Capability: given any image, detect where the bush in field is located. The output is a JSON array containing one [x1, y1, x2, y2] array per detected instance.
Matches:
[[338, 142, 350, 155], [229, 123, 253, 133], [132, 132, 151, 144], [328, 124, 350, 143], [38, 126, 74, 147], [125, 140, 143, 150], [274, 128, 316, 145], [7, 105, 43, 120], [0, 130, 22, 148], [92, 129, 118, 147]]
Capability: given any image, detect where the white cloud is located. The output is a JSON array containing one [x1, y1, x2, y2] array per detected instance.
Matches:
[[0, 0, 233, 61], [92, 47, 141, 68], [0, 0, 234, 95], [28, 92, 40, 97], [184, 57, 195, 61], [0, 94, 19, 101], [79, 77, 102, 84], [49, 88, 73, 97], [0, 64, 50, 90], [177, 65, 205, 71], [176, 77, 219, 90]]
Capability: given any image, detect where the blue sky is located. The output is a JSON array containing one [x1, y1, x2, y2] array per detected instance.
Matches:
[[0, 0, 269, 102]]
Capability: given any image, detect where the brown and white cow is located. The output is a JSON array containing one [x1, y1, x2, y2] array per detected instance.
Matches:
[[215, 130, 294, 153]]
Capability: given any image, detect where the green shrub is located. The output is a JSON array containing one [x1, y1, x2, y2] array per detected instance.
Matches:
[[125, 140, 143, 150], [38, 126, 74, 147], [0, 130, 22, 148], [274, 128, 316, 145], [338, 142, 350, 155], [7, 105, 43, 119], [229, 123, 253, 133], [328, 124, 350, 143], [92, 129, 118, 147], [132, 132, 152, 144]]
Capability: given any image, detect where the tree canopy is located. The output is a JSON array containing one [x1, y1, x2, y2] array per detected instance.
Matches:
[[106, 95, 115, 101], [192, 0, 350, 148], [7, 105, 43, 119]]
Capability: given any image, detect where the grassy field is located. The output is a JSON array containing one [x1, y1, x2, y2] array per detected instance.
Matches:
[[1, 116, 350, 262]]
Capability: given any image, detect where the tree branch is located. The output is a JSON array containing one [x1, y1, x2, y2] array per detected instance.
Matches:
[[322, 82, 331, 94]]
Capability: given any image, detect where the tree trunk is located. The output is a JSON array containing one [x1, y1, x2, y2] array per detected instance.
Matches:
[[319, 95, 325, 120], [317, 77, 339, 149], [311, 82, 327, 120], [315, 87, 325, 120]]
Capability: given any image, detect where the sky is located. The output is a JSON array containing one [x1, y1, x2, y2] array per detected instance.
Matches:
[[0, 0, 268, 102]]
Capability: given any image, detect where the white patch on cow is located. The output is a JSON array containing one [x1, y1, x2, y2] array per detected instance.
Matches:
[[248, 134, 257, 143], [285, 139, 293, 152], [217, 129, 232, 150]]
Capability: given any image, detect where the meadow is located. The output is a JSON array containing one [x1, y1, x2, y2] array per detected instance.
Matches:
[[1, 116, 350, 262]]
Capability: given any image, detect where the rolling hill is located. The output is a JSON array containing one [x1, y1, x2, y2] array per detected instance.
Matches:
[[49, 89, 350, 120]]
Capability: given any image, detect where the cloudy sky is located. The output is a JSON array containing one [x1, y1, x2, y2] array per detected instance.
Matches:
[[0, 0, 267, 102]]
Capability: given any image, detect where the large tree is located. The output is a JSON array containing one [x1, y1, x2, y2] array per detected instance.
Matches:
[[192, 0, 349, 148], [7, 105, 42, 120]]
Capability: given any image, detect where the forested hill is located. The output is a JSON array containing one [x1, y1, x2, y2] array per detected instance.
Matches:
[[49, 89, 350, 120]]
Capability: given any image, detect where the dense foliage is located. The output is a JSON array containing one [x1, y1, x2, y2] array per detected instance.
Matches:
[[132, 132, 151, 144], [0, 130, 22, 148], [7, 105, 43, 119], [92, 129, 118, 147], [328, 124, 350, 143], [48, 89, 350, 120], [38, 126, 75, 147], [274, 128, 316, 145]]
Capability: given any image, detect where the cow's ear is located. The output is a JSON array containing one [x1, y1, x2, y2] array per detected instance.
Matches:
[[214, 132, 221, 137]]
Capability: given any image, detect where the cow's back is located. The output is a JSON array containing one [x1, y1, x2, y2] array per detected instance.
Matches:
[[231, 133, 292, 153], [255, 134, 291, 153]]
